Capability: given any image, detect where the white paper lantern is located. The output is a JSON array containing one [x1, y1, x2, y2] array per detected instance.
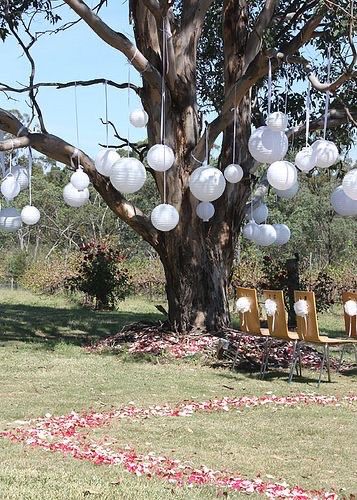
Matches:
[[253, 224, 277, 246], [189, 165, 226, 202], [252, 203, 268, 224], [273, 223, 291, 245], [196, 201, 215, 221], [224, 164, 243, 183], [63, 183, 89, 207], [294, 299, 309, 317], [295, 146, 317, 173], [242, 220, 258, 240], [248, 126, 288, 164], [312, 139, 339, 169], [129, 109, 148, 128], [330, 186, 357, 216], [0, 207, 22, 232], [344, 300, 357, 317], [21, 205, 41, 225], [267, 161, 297, 191], [342, 168, 357, 200], [95, 149, 121, 177], [11, 165, 29, 190], [151, 203, 179, 231], [266, 112, 288, 132], [1, 175, 21, 200], [274, 182, 299, 199], [147, 144, 175, 172], [235, 296, 251, 314], [71, 168, 90, 190], [110, 158, 146, 194]]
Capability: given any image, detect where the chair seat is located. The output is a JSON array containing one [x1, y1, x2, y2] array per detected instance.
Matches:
[[311, 336, 357, 345]]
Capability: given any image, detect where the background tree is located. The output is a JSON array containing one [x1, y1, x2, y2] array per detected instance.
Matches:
[[0, 0, 356, 331]]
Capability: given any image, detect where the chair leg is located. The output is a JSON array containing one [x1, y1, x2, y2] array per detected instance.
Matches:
[[317, 345, 327, 388], [260, 338, 272, 379], [231, 334, 242, 370], [354, 344, 357, 365], [338, 345, 346, 372], [297, 342, 303, 377], [326, 344, 331, 383], [288, 340, 298, 384]]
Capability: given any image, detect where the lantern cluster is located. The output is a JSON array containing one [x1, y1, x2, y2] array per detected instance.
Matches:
[[242, 203, 291, 247], [63, 165, 90, 208]]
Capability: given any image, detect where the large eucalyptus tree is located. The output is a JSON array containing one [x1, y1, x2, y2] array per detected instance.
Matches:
[[0, 0, 356, 331]]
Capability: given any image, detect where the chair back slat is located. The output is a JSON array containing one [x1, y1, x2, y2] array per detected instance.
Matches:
[[263, 290, 289, 340], [342, 291, 357, 338], [294, 290, 320, 342], [236, 287, 261, 334]]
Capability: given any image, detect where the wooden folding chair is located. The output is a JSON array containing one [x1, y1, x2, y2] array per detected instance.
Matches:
[[294, 290, 357, 386], [339, 291, 357, 368]]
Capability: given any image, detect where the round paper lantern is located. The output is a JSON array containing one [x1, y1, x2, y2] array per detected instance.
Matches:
[[1, 175, 21, 200], [330, 186, 357, 216], [252, 203, 268, 224], [0, 207, 22, 232], [253, 224, 277, 246], [129, 109, 148, 128], [147, 144, 175, 172], [342, 168, 357, 200], [196, 201, 215, 222], [110, 158, 146, 194], [312, 139, 339, 169], [266, 111, 288, 132], [189, 165, 226, 202], [273, 223, 291, 245], [21, 205, 41, 225], [248, 126, 288, 164], [63, 183, 89, 207], [274, 182, 299, 199], [151, 203, 179, 232], [224, 164, 243, 183], [95, 149, 121, 177], [267, 161, 297, 191], [295, 146, 317, 173], [71, 168, 90, 190], [11, 165, 29, 190]]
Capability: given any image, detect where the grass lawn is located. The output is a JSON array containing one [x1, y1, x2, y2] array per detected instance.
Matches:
[[0, 289, 356, 499]]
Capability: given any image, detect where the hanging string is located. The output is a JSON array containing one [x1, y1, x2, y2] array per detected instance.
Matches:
[[232, 85, 237, 165], [127, 62, 131, 158], [104, 80, 109, 149], [74, 82, 80, 150], [267, 58, 272, 116], [284, 70, 290, 115], [305, 80, 311, 147], [28, 147, 33, 206], [323, 45, 332, 139]]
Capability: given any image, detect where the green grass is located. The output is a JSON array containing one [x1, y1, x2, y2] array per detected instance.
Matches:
[[0, 289, 356, 499]]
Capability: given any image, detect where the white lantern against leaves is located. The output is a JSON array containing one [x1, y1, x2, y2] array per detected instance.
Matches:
[[63, 183, 89, 208], [242, 220, 258, 240], [312, 139, 339, 169], [248, 126, 288, 164], [0, 207, 22, 232], [267, 161, 297, 191], [266, 112, 288, 132], [95, 149, 120, 177], [147, 144, 175, 172], [189, 164, 226, 202], [11, 165, 29, 190], [129, 109, 148, 128], [273, 223, 291, 245], [224, 164, 243, 183], [342, 168, 357, 200], [196, 201, 215, 222], [252, 203, 268, 224], [21, 205, 41, 225], [253, 224, 277, 246], [110, 158, 146, 194], [151, 203, 179, 232], [274, 182, 299, 199], [71, 167, 90, 191], [1, 174, 21, 200], [330, 186, 357, 216], [295, 147, 317, 173]]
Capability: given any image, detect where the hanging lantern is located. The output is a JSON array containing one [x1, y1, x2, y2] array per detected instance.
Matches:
[[242, 220, 258, 240], [110, 158, 146, 194], [273, 223, 291, 245], [266, 111, 288, 132], [342, 168, 357, 200], [295, 146, 317, 173], [267, 161, 297, 191], [71, 167, 90, 190], [0, 207, 22, 232], [1, 174, 21, 200], [224, 164, 243, 183], [151, 203, 179, 231], [147, 144, 175, 172], [95, 149, 121, 177], [129, 109, 148, 128], [330, 186, 357, 216], [252, 203, 268, 224], [196, 201, 215, 222], [10, 165, 29, 190], [274, 181, 299, 199], [189, 164, 226, 202], [63, 183, 90, 207], [248, 126, 288, 164], [312, 139, 339, 169], [253, 224, 277, 246], [21, 205, 41, 225]]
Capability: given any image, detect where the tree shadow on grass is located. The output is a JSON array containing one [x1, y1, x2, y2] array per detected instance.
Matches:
[[0, 302, 161, 349]]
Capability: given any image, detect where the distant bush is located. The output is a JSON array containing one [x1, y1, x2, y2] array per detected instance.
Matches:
[[126, 258, 165, 298]]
